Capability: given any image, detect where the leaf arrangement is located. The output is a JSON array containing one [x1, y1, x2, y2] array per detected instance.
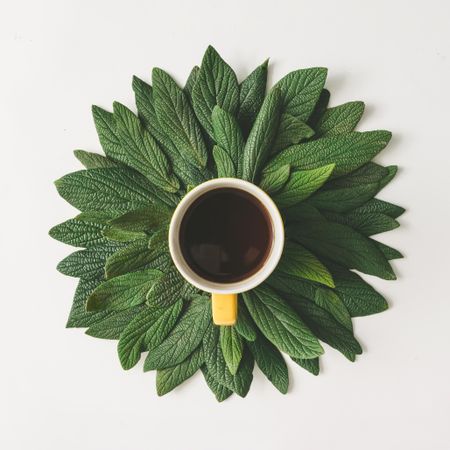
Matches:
[[51, 46, 403, 401]]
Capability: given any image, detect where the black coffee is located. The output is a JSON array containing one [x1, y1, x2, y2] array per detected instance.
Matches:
[[179, 188, 272, 283]]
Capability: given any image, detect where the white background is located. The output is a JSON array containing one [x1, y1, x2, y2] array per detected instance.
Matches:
[[1, 0, 449, 449]]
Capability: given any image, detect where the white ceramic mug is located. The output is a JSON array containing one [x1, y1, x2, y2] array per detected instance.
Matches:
[[168, 178, 284, 325]]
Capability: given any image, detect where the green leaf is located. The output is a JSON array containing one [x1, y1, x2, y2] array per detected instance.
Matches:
[[248, 335, 289, 394], [112, 102, 179, 192], [66, 277, 111, 328], [324, 211, 400, 236], [86, 268, 163, 312], [73, 150, 118, 169], [152, 68, 208, 168], [212, 146, 236, 178], [326, 263, 389, 317], [234, 300, 257, 342], [133, 76, 206, 187], [50, 215, 110, 248], [264, 131, 392, 178], [118, 300, 183, 370], [192, 46, 239, 138], [156, 346, 204, 396], [273, 164, 335, 208], [307, 182, 381, 213], [315, 101, 365, 137], [220, 326, 243, 375], [277, 241, 335, 287], [374, 240, 403, 260], [242, 88, 283, 182], [272, 114, 314, 153], [287, 294, 362, 361], [326, 162, 389, 188], [201, 366, 233, 402], [291, 219, 396, 280], [102, 227, 146, 243], [202, 324, 254, 397], [85, 306, 144, 339], [353, 198, 405, 219], [238, 59, 268, 135], [184, 66, 200, 102], [146, 266, 197, 308], [211, 106, 244, 176], [307, 89, 330, 128], [55, 167, 173, 213], [259, 165, 290, 194], [109, 206, 171, 233], [274, 68, 327, 121], [314, 288, 352, 331], [291, 357, 319, 375], [92, 105, 121, 156], [57, 245, 117, 280], [243, 286, 324, 359], [144, 296, 211, 370], [105, 234, 170, 279]]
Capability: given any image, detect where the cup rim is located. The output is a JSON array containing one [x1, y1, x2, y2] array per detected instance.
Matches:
[[168, 178, 285, 294]]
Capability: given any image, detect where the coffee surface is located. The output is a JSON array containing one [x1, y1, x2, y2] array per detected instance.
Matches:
[[179, 188, 272, 283]]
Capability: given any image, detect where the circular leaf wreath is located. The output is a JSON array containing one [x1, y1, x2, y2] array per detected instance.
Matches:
[[51, 46, 403, 401]]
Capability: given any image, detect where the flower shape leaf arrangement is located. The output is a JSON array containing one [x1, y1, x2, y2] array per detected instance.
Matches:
[[50, 46, 403, 401]]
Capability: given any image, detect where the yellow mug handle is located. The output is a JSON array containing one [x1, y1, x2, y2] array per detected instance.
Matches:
[[212, 293, 238, 325]]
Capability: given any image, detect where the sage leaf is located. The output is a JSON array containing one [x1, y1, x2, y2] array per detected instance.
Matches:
[[307, 88, 330, 128], [66, 278, 113, 328], [234, 300, 257, 342], [50, 215, 110, 248], [314, 288, 352, 331], [291, 357, 319, 375], [243, 286, 324, 359], [264, 131, 392, 178], [144, 296, 211, 370], [55, 167, 174, 213], [291, 220, 396, 280], [152, 68, 208, 168], [211, 106, 244, 176], [57, 245, 118, 280], [201, 366, 233, 402], [273, 164, 335, 208], [316, 101, 365, 137], [259, 165, 290, 194], [326, 263, 389, 317], [272, 114, 314, 153], [324, 211, 400, 236], [85, 306, 144, 340], [274, 68, 327, 121], [277, 241, 335, 288], [287, 294, 362, 361], [192, 46, 239, 138], [212, 145, 236, 178], [203, 324, 254, 397], [156, 346, 204, 396], [220, 326, 243, 375], [112, 101, 179, 192], [374, 240, 403, 260], [118, 300, 183, 370], [184, 66, 200, 102], [146, 265, 197, 308], [73, 150, 118, 169], [92, 105, 121, 156], [86, 268, 163, 312], [109, 205, 171, 232], [354, 198, 405, 219], [242, 87, 282, 182], [238, 59, 268, 135], [248, 335, 289, 394]]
